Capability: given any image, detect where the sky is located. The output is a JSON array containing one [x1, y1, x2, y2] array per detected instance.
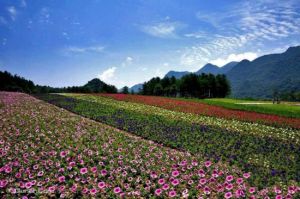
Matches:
[[0, 0, 300, 88]]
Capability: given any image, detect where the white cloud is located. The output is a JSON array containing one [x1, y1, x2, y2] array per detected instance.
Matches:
[[121, 56, 134, 67], [98, 67, 117, 82], [63, 45, 105, 54], [20, 0, 27, 7], [7, 6, 17, 21], [210, 52, 258, 66], [180, 0, 300, 68], [142, 22, 181, 38]]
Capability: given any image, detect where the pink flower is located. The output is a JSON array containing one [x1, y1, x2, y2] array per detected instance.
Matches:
[[226, 183, 233, 190], [204, 161, 211, 167], [224, 192, 232, 199], [91, 166, 97, 173], [243, 172, 251, 179], [169, 190, 176, 197], [58, 176, 65, 183], [199, 178, 207, 185], [162, 184, 170, 190], [60, 151, 67, 158], [101, 169, 107, 176], [48, 186, 56, 193], [90, 188, 97, 195], [98, 182, 106, 189], [226, 175, 233, 182], [80, 168, 88, 174], [275, 195, 282, 199], [155, 189, 162, 196], [171, 179, 179, 186], [158, 178, 165, 185], [82, 188, 89, 194], [69, 162, 76, 167], [114, 187, 122, 194], [172, 170, 179, 177], [249, 187, 256, 194], [198, 169, 205, 177], [204, 186, 210, 194], [236, 178, 243, 184], [25, 182, 32, 189]]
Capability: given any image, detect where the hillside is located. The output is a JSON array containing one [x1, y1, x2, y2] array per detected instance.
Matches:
[[227, 46, 300, 98]]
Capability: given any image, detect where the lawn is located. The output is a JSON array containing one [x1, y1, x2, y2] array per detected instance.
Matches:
[[189, 98, 300, 118]]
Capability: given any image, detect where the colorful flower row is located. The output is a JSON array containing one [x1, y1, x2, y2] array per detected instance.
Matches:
[[35, 93, 300, 188], [99, 94, 300, 129]]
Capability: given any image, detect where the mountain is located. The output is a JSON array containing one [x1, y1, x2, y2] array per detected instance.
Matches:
[[164, 70, 190, 79], [195, 63, 220, 75], [165, 62, 239, 79], [129, 83, 143, 93], [219, 61, 238, 74], [84, 78, 117, 93], [227, 46, 300, 98]]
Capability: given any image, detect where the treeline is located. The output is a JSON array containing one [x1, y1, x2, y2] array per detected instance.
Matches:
[[0, 71, 117, 94], [141, 73, 230, 98]]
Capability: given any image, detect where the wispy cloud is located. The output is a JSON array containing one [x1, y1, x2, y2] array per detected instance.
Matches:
[[7, 6, 17, 21], [0, 17, 8, 25], [39, 7, 51, 24], [141, 21, 182, 38], [121, 56, 133, 67], [63, 45, 105, 55], [181, 0, 300, 68], [210, 52, 258, 66], [98, 67, 117, 82], [20, 0, 27, 7]]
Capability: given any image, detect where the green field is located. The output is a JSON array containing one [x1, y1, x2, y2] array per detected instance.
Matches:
[[179, 98, 300, 118]]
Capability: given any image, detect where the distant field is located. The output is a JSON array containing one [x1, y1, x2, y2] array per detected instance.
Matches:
[[181, 98, 300, 118]]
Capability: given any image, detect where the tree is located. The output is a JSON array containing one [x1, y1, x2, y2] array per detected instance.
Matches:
[[121, 86, 129, 94]]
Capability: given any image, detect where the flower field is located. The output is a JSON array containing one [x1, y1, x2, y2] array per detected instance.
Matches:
[[35, 93, 300, 189], [98, 94, 300, 129], [2, 92, 299, 198]]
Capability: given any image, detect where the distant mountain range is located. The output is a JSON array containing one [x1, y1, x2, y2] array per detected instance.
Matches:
[[130, 46, 300, 98]]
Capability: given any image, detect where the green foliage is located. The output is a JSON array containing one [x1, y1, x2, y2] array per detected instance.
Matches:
[[142, 73, 230, 98], [0, 71, 117, 94], [0, 71, 35, 93]]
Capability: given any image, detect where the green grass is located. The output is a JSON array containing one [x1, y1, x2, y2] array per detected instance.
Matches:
[[177, 97, 300, 118]]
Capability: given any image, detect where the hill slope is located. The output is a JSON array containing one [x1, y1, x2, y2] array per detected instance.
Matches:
[[227, 46, 300, 98]]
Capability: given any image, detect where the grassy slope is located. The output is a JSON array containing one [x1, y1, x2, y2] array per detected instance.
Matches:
[[177, 97, 300, 118]]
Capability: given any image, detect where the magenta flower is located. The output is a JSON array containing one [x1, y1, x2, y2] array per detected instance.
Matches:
[[114, 187, 122, 194], [169, 190, 176, 198], [98, 181, 106, 189], [243, 172, 251, 179], [91, 166, 97, 173], [90, 188, 97, 195], [58, 176, 65, 183], [162, 184, 170, 190], [80, 167, 88, 174], [101, 169, 107, 176], [155, 188, 162, 196], [60, 151, 67, 158], [204, 160, 212, 167], [224, 192, 232, 199], [226, 175, 234, 182], [171, 179, 179, 186], [249, 187, 256, 193], [158, 178, 165, 185], [172, 170, 180, 177]]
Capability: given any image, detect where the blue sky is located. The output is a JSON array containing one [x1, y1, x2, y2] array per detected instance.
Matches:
[[0, 0, 300, 88]]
